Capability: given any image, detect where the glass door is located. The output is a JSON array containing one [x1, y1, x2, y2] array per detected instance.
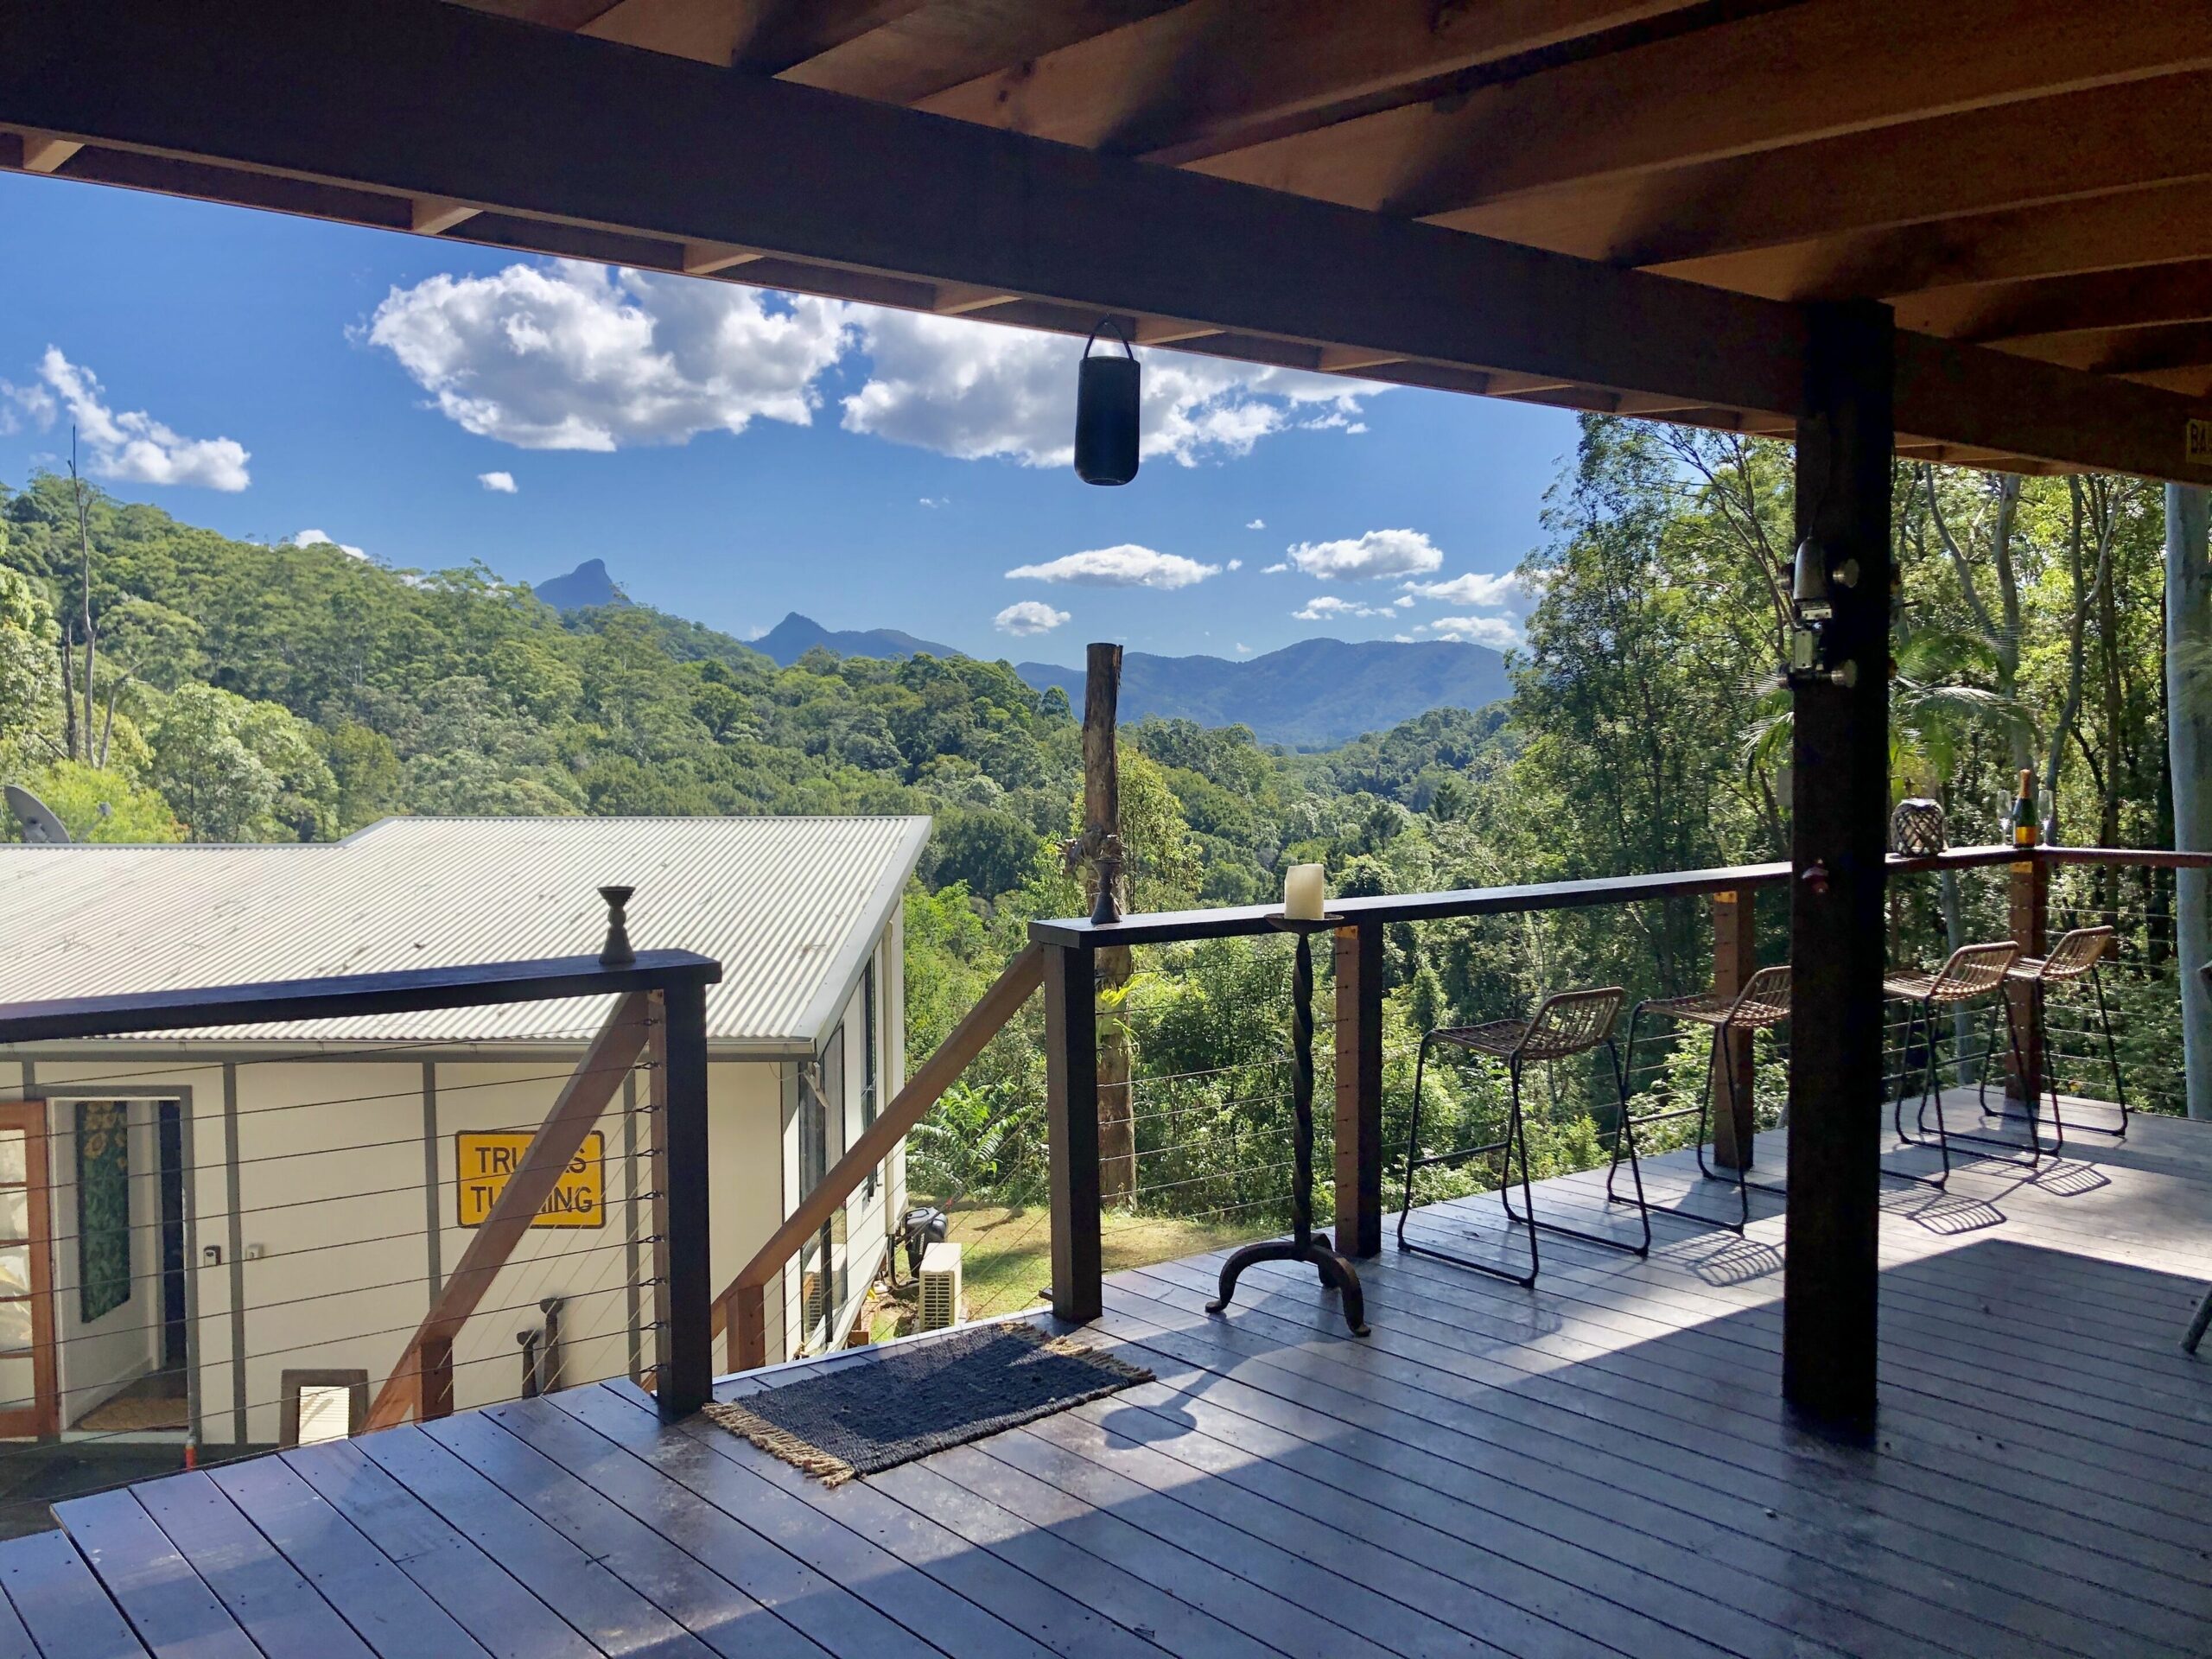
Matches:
[[0, 1104, 54, 1438]]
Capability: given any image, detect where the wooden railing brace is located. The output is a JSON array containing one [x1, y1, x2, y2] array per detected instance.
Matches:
[[717, 943, 1046, 1370]]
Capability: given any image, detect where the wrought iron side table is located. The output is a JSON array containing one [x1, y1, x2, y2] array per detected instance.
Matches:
[[1206, 914, 1368, 1336]]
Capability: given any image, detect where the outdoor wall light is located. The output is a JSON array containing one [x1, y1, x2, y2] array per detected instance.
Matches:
[[1788, 538, 1861, 687], [1075, 321, 1141, 486]]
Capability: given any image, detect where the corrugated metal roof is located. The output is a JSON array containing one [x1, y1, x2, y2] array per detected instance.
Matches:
[[0, 817, 929, 1052]]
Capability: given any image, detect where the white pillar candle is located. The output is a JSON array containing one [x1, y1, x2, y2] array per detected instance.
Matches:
[[1283, 862, 1326, 921]]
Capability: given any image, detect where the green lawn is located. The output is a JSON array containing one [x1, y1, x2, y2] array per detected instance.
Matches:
[[868, 1203, 1265, 1340]]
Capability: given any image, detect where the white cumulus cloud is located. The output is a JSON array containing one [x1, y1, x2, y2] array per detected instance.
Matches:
[[841, 310, 1380, 469], [362, 260, 851, 450], [1402, 570, 1537, 609], [1294, 595, 1392, 622], [1246, 518, 1266, 530], [478, 470, 518, 493], [1422, 614, 1522, 650], [995, 601, 1070, 637], [12, 349, 251, 490], [294, 529, 366, 561], [1262, 562, 1288, 575], [1007, 544, 1218, 589], [1226, 558, 1243, 572], [1287, 528, 1442, 582]]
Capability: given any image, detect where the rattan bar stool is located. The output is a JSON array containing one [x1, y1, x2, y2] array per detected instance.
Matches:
[[1999, 925, 2124, 1152], [1885, 940, 2022, 1188], [1611, 964, 1791, 1235], [1396, 986, 1645, 1287]]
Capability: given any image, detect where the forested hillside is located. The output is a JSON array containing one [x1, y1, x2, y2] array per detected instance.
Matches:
[[1, 419, 2192, 1325]]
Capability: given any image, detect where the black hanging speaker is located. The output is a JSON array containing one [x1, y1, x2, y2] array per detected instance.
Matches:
[[1074, 321, 1140, 486]]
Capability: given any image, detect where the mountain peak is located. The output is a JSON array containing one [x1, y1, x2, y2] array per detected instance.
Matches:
[[754, 613, 960, 666], [533, 557, 626, 612]]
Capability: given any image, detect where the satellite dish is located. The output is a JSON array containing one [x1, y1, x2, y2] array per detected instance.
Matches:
[[4, 785, 71, 844]]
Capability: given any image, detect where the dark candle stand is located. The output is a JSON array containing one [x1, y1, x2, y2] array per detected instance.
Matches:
[[1206, 915, 1368, 1337]]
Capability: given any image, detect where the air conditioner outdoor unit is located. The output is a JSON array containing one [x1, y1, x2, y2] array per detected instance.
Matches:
[[917, 1241, 963, 1332]]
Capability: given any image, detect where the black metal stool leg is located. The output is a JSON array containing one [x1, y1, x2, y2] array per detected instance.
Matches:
[[1890, 999, 1949, 1188], [2094, 969, 2128, 1140], [1396, 1032, 1433, 1254], [1931, 991, 2044, 1168], [1601, 1038, 1651, 1255], [1396, 1036, 1536, 1287], [1506, 1046, 1649, 1259]]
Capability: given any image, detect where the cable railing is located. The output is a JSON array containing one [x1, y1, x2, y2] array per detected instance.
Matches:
[[0, 931, 719, 1526], [718, 842, 2208, 1372]]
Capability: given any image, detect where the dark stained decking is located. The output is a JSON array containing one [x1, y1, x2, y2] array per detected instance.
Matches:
[[1, 1095, 2208, 1658]]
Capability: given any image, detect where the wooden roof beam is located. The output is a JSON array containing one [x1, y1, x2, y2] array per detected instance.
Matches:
[[1662, 178, 2212, 302], [1999, 322, 2212, 378], [1193, 0, 2212, 219], [1433, 70, 2212, 269], [917, 0, 1708, 163], [682, 240, 764, 275], [932, 283, 1020, 316], [775, 1, 1191, 107], [14, 129, 79, 173], [410, 195, 480, 235], [1897, 261, 2212, 343], [4, 0, 2208, 484]]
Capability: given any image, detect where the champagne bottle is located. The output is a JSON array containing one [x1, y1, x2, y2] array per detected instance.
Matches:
[[2012, 768, 2037, 849]]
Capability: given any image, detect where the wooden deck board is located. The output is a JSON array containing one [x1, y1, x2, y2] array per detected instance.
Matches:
[[44, 1491, 254, 1659], [0, 1529, 145, 1659], [129, 1472, 375, 1659], [1, 1103, 2204, 1659]]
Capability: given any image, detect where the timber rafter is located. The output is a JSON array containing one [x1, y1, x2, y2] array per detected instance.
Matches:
[[2, 0, 2209, 480]]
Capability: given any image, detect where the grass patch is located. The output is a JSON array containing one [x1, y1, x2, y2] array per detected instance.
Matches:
[[869, 1203, 1267, 1338]]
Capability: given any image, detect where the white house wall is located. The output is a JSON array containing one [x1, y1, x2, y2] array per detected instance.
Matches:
[[18, 912, 908, 1435]]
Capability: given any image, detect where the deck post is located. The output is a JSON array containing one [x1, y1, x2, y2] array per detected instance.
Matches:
[[1709, 891, 1758, 1170], [653, 980, 715, 1421], [1783, 300, 1894, 1433], [1333, 920, 1385, 1255], [2005, 853, 2050, 1101], [1046, 942, 1103, 1322]]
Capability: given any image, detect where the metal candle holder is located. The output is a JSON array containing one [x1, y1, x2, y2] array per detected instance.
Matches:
[[598, 885, 636, 967], [1205, 914, 1368, 1336]]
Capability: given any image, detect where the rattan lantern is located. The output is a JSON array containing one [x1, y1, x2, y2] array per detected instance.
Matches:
[[1890, 798, 1948, 855]]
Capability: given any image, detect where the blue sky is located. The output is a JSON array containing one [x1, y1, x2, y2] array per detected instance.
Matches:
[[0, 170, 1580, 667]]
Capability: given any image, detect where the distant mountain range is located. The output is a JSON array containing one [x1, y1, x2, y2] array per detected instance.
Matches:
[[753, 612, 960, 665], [550, 594, 1510, 747], [1015, 639, 1512, 747], [532, 558, 626, 611]]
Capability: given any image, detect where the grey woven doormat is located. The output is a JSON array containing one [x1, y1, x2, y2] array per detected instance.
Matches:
[[702, 1321, 1152, 1485]]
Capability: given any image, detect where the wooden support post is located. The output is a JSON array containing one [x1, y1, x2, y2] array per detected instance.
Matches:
[[1084, 642, 1135, 1205], [2005, 852, 2050, 1101], [653, 980, 714, 1421], [1783, 300, 1894, 1433], [728, 1284, 766, 1375], [1710, 892, 1758, 1171], [1332, 920, 1384, 1256], [1046, 943, 1103, 1323]]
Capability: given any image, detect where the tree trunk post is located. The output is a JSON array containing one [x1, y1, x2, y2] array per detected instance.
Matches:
[[1332, 920, 1383, 1256], [2167, 483, 2212, 1122], [1046, 942, 1103, 1322], [2005, 853, 2050, 1103], [1709, 891, 1758, 1171], [1083, 643, 1136, 1200], [1783, 300, 1894, 1433]]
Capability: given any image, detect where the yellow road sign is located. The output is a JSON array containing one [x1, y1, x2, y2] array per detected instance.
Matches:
[[455, 1131, 606, 1229]]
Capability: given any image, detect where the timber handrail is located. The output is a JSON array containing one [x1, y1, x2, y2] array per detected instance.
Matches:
[[1027, 847, 2062, 948], [716, 940, 1046, 1370]]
